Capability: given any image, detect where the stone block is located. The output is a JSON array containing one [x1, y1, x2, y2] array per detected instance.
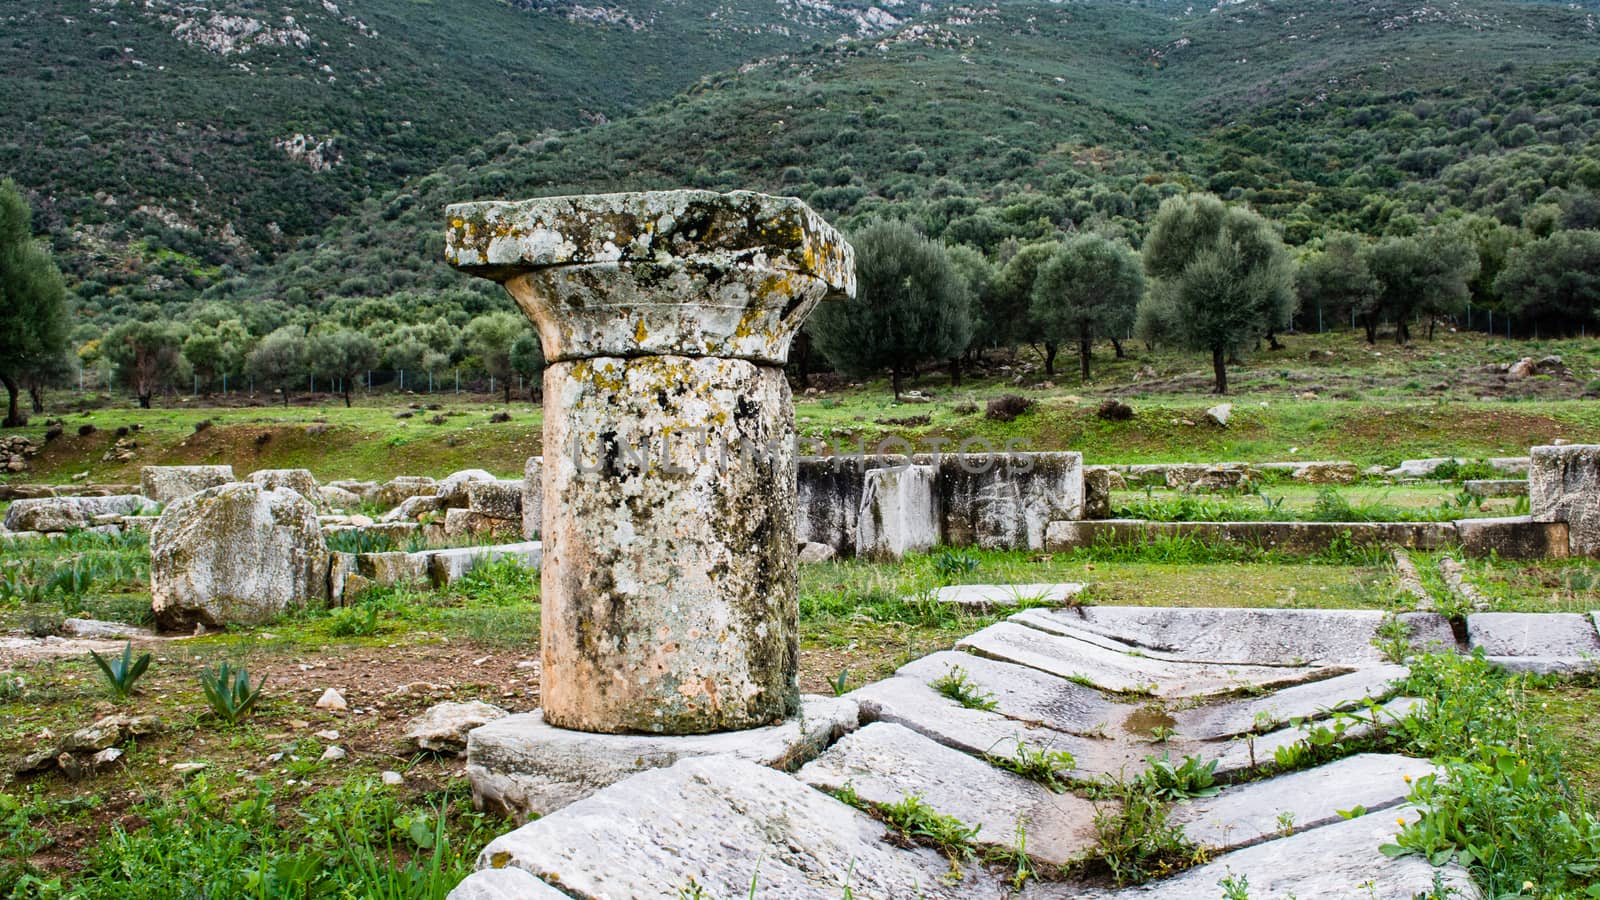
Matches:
[[1173, 666, 1408, 740], [856, 464, 939, 559], [1455, 515, 1568, 560], [465, 696, 858, 819], [443, 507, 520, 540], [938, 451, 1083, 549], [1489, 456, 1531, 475], [446, 868, 568, 900], [798, 722, 1099, 865], [374, 476, 438, 509], [467, 480, 523, 520], [471, 756, 961, 899], [380, 494, 443, 524], [521, 456, 543, 540], [140, 465, 234, 505], [246, 468, 323, 508], [424, 541, 542, 587], [1043, 519, 1460, 555], [1290, 461, 1359, 484], [796, 456, 872, 556], [1082, 466, 1120, 519], [437, 469, 496, 508], [1531, 444, 1600, 557], [1467, 612, 1600, 671], [3, 495, 147, 533], [355, 551, 429, 587], [150, 484, 328, 629], [893, 649, 1121, 738]]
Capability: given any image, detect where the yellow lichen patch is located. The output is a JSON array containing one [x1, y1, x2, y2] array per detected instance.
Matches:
[[634, 319, 649, 346]]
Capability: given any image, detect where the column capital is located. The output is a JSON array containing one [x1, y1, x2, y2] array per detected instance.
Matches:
[[446, 190, 855, 365]]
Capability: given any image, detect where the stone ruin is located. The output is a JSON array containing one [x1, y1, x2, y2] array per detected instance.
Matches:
[[445, 189, 854, 737]]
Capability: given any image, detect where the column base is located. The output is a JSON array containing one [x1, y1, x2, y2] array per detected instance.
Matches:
[[465, 695, 859, 820]]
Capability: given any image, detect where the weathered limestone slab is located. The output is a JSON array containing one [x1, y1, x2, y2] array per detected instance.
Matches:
[[797, 722, 1100, 865], [857, 464, 939, 559], [246, 468, 323, 508], [848, 675, 1129, 776], [919, 583, 1086, 611], [938, 452, 1083, 550], [1385, 457, 1464, 478], [795, 456, 873, 556], [1464, 478, 1527, 498], [320, 485, 361, 511], [520, 457, 543, 540], [1455, 515, 1569, 560], [1290, 461, 1359, 484], [1014, 607, 1457, 666], [407, 701, 510, 754], [423, 542, 542, 587], [380, 494, 443, 524], [1531, 444, 1600, 557], [895, 650, 1121, 737], [465, 696, 857, 819], [1174, 665, 1406, 740], [3, 495, 147, 533], [354, 551, 430, 586], [1033, 808, 1470, 899], [1490, 456, 1531, 474], [1167, 464, 1250, 493], [447, 868, 568, 900], [1044, 520, 1460, 555], [1210, 697, 1425, 777], [1467, 612, 1600, 672], [471, 757, 962, 900], [442, 507, 520, 540], [150, 484, 328, 629], [957, 621, 1339, 698], [140, 465, 234, 504], [1082, 466, 1120, 519], [374, 476, 438, 509], [1170, 754, 1435, 852]]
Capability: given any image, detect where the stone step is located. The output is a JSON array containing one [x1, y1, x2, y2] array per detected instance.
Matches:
[[798, 722, 1100, 866], [1013, 606, 1456, 667], [1169, 753, 1436, 852], [848, 675, 1136, 778], [1172, 666, 1407, 740], [465, 695, 858, 819], [957, 621, 1341, 699], [895, 650, 1121, 737], [471, 756, 973, 899], [1208, 697, 1425, 778], [1027, 807, 1470, 899]]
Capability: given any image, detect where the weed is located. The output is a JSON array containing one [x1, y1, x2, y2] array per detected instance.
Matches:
[[1372, 612, 1415, 663], [200, 662, 266, 725], [1218, 870, 1251, 900], [1137, 753, 1220, 800], [328, 605, 380, 637], [878, 794, 980, 865], [87, 641, 151, 701], [326, 529, 397, 555], [931, 549, 980, 582], [1085, 777, 1202, 886], [828, 668, 851, 697], [987, 741, 1077, 793], [931, 666, 997, 711]]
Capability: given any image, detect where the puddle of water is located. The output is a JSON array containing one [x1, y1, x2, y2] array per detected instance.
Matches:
[[1122, 705, 1176, 737]]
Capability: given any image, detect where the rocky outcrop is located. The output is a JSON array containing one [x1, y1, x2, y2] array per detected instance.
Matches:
[[3, 495, 147, 533], [140, 465, 235, 504], [150, 484, 328, 629]]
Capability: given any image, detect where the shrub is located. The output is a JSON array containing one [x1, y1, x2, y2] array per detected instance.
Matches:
[[985, 395, 1033, 422]]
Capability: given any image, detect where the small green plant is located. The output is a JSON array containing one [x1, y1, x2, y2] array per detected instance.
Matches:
[[988, 741, 1077, 792], [931, 666, 997, 711], [325, 529, 397, 555], [200, 661, 267, 725], [878, 794, 980, 866], [1087, 777, 1201, 886], [1218, 869, 1251, 899], [828, 667, 851, 697], [1137, 753, 1220, 800], [88, 641, 151, 701], [1147, 724, 1176, 743], [1373, 612, 1415, 663], [328, 605, 380, 637], [931, 549, 980, 581]]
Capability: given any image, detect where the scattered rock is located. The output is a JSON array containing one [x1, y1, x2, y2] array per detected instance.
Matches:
[[1205, 402, 1232, 427], [797, 541, 836, 564], [140, 465, 235, 504], [382, 770, 404, 786], [320, 746, 347, 762], [3, 495, 147, 533], [246, 469, 324, 509], [314, 729, 340, 741], [405, 701, 508, 754], [172, 762, 207, 775], [315, 688, 348, 711]]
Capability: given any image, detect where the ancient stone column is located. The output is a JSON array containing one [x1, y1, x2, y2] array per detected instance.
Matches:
[[446, 191, 855, 734]]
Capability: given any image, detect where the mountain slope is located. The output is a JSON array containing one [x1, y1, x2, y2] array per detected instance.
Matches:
[[3, 0, 947, 301]]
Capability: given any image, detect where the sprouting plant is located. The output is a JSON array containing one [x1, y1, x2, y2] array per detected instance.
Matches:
[[1373, 612, 1414, 663], [878, 794, 980, 866], [88, 641, 151, 701], [1218, 869, 1251, 900], [1275, 809, 1296, 837], [988, 741, 1077, 792], [201, 661, 266, 725], [931, 549, 980, 582], [325, 529, 396, 555], [328, 605, 379, 637], [931, 666, 997, 711], [1138, 753, 1220, 800], [1258, 494, 1285, 514], [1148, 724, 1176, 743], [829, 667, 851, 697], [1087, 776, 1201, 886]]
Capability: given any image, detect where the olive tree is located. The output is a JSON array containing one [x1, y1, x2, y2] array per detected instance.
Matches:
[[809, 220, 973, 399], [1296, 232, 1379, 342], [1495, 230, 1600, 335], [463, 311, 525, 403], [1138, 194, 1295, 394], [0, 180, 69, 426], [308, 328, 381, 407], [103, 320, 190, 409], [247, 325, 309, 406], [1370, 229, 1479, 342], [1029, 235, 1143, 382]]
